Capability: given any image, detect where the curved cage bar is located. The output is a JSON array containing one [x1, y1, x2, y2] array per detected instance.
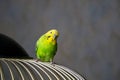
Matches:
[[0, 58, 85, 80]]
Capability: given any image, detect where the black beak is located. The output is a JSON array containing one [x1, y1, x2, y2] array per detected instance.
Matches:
[[53, 34, 57, 40]]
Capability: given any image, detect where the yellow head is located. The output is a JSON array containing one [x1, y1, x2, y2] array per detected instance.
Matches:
[[45, 29, 59, 44]]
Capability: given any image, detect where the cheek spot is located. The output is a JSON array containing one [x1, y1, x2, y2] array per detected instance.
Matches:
[[47, 36, 51, 40]]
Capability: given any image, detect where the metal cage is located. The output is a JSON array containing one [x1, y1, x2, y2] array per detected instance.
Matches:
[[0, 58, 85, 80]]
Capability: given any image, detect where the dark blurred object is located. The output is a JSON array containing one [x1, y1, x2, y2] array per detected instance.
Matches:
[[0, 33, 31, 58]]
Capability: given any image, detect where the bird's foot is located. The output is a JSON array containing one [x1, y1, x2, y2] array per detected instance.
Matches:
[[50, 61, 57, 66], [35, 58, 41, 62]]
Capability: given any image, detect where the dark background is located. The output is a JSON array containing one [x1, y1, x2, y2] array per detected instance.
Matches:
[[0, 0, 120, 80]]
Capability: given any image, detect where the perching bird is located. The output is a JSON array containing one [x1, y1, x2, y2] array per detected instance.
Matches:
[[35, 29, 59, 62]]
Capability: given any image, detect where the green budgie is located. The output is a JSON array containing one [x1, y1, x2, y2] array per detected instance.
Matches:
[[35, 29, 59, 62]]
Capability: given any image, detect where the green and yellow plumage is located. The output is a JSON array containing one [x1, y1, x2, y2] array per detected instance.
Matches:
[[36, 29, 59, 62]]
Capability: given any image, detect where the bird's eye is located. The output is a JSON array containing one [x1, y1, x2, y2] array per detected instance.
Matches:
[[50, 32, 52, 34]]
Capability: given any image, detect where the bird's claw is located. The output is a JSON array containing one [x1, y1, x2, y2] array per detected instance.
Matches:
[[35, 59, 40, 62], [50, 62, 56, 66]]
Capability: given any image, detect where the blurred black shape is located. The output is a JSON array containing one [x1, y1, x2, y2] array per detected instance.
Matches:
[[0, 33, 32, 58]]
